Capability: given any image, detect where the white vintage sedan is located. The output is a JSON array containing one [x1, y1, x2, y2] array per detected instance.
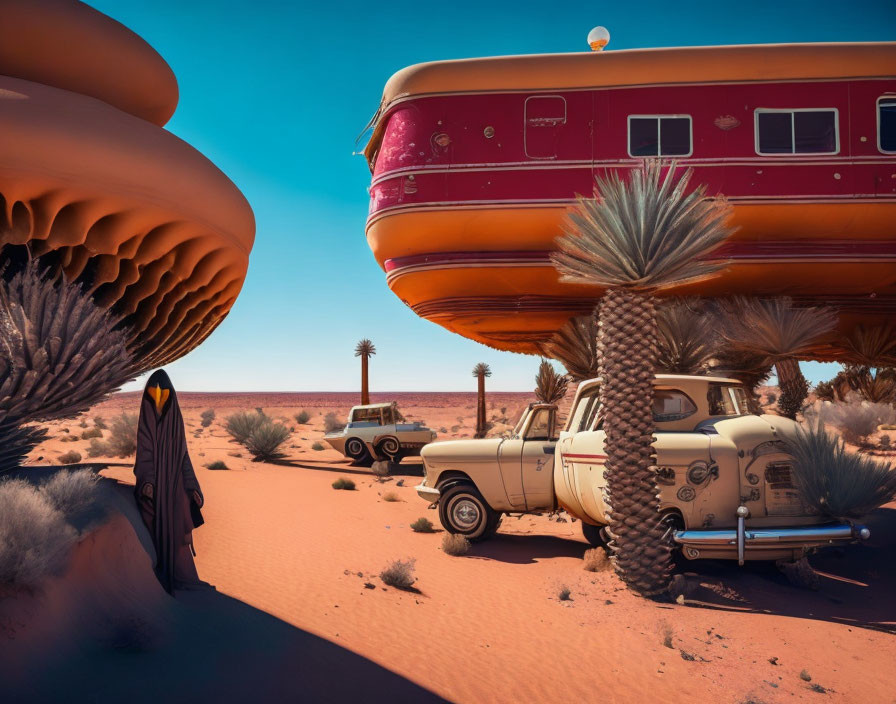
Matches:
[[324, 402, 436, 466]]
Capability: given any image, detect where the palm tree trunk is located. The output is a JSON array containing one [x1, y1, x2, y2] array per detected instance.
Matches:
[[599, 288, 672, 596], [360, 356, 369, 405], [775, 358, 808, 420], [475, 374, 486, 438]]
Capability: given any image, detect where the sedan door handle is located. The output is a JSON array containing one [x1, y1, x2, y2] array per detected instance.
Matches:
[[543, 445, 556, 455]]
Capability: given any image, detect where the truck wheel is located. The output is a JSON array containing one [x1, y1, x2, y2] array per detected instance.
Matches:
[[376, 436, 401, 461], [438, 484, 499, 542], [582, 522, 608, 548], [345, 437, 373, 467]]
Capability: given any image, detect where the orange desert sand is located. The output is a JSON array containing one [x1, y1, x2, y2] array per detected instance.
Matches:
[[17, 391, 896, 703]]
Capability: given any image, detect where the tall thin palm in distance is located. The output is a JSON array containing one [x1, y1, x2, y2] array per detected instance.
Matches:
[[534, 359, 568, 405], [354, 339, 376, 405], [537, 314, 600, 383], [0, 262, 139, 472], [714, 297, 837, 419], [472, 362, 491, 438], [552, 161, 736, 596]]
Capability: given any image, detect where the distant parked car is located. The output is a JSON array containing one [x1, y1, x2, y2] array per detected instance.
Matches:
[[324, 402, 436, 466]]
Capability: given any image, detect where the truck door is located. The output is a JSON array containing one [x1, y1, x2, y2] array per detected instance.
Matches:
[[497, 437, 527, 508], [519, 407, 557, 509]]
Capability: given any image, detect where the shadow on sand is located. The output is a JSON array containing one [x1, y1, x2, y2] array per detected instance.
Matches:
[[273, 457, 426, 479], [7, 470, 449, 704]]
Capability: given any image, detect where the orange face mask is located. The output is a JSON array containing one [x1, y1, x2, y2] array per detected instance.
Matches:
[[147, 384, 170, 414]]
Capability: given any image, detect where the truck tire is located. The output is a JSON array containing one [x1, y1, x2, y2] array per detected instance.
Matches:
[[438, 483, 500, 542], [582, 522, 608, 548], [345, 437, 373, 467], [375, 436, 401, 461]]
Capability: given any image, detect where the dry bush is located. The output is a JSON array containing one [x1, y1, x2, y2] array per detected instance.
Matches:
[[205, 460, 228, 470], [107, 412, 138, 456], [39, 469, 107, 532], [382, 492, 400, 502], [58, 450, 82, 465], [820, 400, 896, 445], [295, 410, 311, 424], [80, 426, 103, 440], [583, 547, 611, 572], [441, 533, 470, 556], [86, 438, 111, 458], [224, 411, 266, 444], [0, 478, 77, 590], [311, 441, 324, 451], [323, 412, 344, 433], [244, 420, 291, 462], [93, 417, 107, 430], [380, 558, 416, 590], [786, 420, 896, 518], [558, 585, 572, 601], [200, 409, 215, 428], [410, 517, 435, 533], [332, 477, 355, 490]]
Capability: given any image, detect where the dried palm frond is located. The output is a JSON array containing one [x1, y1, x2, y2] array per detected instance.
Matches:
[[841, 324, 896, 367], [785, 420, 896, 519], [655, 299, 717, 375], [534, 359, 569, 404], [537, 314, 599, 382], [552, 160, 736, 291]]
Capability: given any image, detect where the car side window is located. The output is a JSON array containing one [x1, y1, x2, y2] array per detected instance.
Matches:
[[382, 407, 394, 425], [525, 408, 552, 440], [652, 389, 697, 422]]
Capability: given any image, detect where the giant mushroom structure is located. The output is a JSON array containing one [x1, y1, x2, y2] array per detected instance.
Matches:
[[0, 0, 255, 467]]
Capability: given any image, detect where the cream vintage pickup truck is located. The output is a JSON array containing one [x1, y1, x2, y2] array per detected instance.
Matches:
[[417, 375, 870, 563]]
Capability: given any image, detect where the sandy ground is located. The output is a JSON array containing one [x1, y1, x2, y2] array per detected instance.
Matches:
[[18, 390, 896, 703]]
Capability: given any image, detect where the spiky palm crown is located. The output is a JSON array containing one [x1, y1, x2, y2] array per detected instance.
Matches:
[[537, 314, 600, 383], [552, 161, 736, 291], [354, 339, 376, 358], [840, 324, 896, 368], [655, 299, 717, 375], [534, 359, 569, 404], [712, 297, 837, 362], [1, 262, 139, 471], [472, 363, 491, 379]]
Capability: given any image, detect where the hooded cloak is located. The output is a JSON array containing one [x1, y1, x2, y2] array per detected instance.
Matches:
[[134, 369, 204, 593]]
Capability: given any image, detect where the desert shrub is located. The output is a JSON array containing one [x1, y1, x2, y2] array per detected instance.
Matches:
[[86, 438, 112, 458], [441, 533, 470, 556], [58, 451, 82, 465], [205, 460, 229, 470], [382, 491, 400, 502], [323, 412, 345, 433], [881, 434, 891, 449], [244, 421, 291, 462], [786, 420, 896, 518], [93, 417, 107, 430], [821, 400, 896, 444], [439, 427, 448, 433], [766, 392, 778, 404], [583, 547, 611, 572], [558, 585, 572, 601], [79, 419, 88, 428], [200, 409, 215, 428], [311, 441, 325, 451], [107, 412, 138, 457], [60, 434, 79, 443], [81, 426, 103, 440], [332, 477, 355, 490], [224, 411, 267, 444], [410, 517, 435, 533], [379, 558, 416, 590], [0, 479, 77, 590], [814, 381, 836, 402], [39, 469, 106, 532], [295, 410, 311, 424]]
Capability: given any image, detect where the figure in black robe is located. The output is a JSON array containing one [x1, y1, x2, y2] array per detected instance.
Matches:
[[134, 369, 205, 593]]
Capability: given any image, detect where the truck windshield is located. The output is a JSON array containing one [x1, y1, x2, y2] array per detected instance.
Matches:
[[707, 384, 749, 416], [567, 387, 600, 432]]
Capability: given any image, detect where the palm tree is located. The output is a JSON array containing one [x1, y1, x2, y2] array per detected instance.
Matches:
[[534, 359, 568, 405], [0, 261, 139, 472], [655, 299, 717, 375], [472, 362, 491, 438], [552, 161, 735, 596], [354, 339, 376, 405], [537, 314, 600, 383], [838, 324, 896, 404], [713, 297, 837, 419]]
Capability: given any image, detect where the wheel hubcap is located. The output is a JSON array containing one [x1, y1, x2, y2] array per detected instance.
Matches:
[[452, 498, 480, 529], [347, 440, 362, 455]]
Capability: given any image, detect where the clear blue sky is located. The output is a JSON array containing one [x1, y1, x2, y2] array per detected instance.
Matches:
[[86, 0, 895, 392]]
